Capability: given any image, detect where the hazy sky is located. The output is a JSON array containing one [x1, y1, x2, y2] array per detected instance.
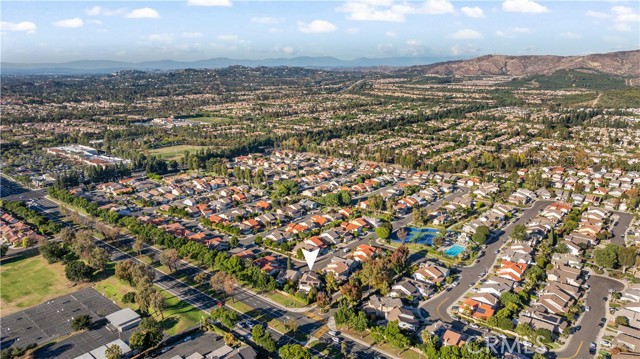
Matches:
[[1, 0, 639, 63]]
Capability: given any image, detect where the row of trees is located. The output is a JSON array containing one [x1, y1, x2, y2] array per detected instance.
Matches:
[[0, 200, 61, 235]]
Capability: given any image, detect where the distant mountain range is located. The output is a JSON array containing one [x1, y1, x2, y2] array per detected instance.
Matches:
[[3, 50, 638, 78], [0, 56, 461, 75], [397, 50, 640, 79]]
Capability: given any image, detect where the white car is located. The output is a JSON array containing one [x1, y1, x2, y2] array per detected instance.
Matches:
[[600, 340, 612, 348]]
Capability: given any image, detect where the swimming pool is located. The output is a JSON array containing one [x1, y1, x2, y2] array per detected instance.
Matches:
[[444, 244, 466, 257], [392, 227, 439, 245]]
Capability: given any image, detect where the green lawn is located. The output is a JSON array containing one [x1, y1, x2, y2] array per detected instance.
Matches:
[[187, 116, 233, 124], [95, 276, 201, 335], [149, 145, 215, 161], [265, 291, 308, 309], [0, 255, 90, 315]]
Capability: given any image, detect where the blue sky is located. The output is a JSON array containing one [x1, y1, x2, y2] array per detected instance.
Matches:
[[1, 0, 639, 63]]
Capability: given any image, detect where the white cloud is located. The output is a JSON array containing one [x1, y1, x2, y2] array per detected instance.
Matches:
[[586, 10, 611, 20], [502, 0, 549, 13], [53, 17, 84, 28], [346, 27, 360, 34], [450, 28, 482, 39], [187, 0, 232, 6], [461, 6, 484, 18], [125, 8, 160, 19], [217, 34, 238, 41], [561, 32, 582, 39], [183, 32, 203, 38], [85, 6, 127, 16], [496, 27, 533, 38], [406, 39, 421, 46], [336, 0, 453, 22], [146, 33, 174, 43], [451, 44, 480, 56], [251, 17, 280, 24], [385, 31, 396, 37], [1, 21, 37, 34], [274, 46, 295, 55], [586, 6, 639, 32], [297, 19, 337, 33]]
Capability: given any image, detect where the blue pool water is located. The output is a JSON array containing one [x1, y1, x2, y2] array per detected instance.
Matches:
[[393, 227, 439, 245], [444, 244, 466, 257]]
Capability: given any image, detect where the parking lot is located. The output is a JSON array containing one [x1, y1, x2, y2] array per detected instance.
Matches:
[[0, 288, 121, 351]]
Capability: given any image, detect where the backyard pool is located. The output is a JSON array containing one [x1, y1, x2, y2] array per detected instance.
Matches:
[[443, 244, 466, 257], [393, 227, 439, 245]]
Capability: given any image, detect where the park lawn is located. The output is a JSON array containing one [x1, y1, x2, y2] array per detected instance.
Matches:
[[266, 291, 308, 309], [0, 255, 91, 315], [187, 116, 232, 124], [149, 145, 213, 161], [94, 276, 201, 336]]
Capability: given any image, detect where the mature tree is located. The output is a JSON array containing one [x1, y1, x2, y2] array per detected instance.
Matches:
[[325, 272, 339, 293], [511, 224, 527, 242], [72, 230, 96, 260], [88, 247, 110, 273], [210, 307, 238, 329], [619, 246, 637, 273], [396, 228, 408, 243], [70, 314, 92, 331], [39, 241, 69, 263], [65, 260, 93, 282], [132, 236, 144, 256], [0, 244, 8, 258], [279, 344, 312, 359], [252, 324, 276, 353], [194, 272, 208, 284], [59, 227, 77, 245], [105, 344, 123, 359], [375, 226, 391, 240], [285, 318, 299, 333], [594, 244, 620, 269], [351, 311, 369, 337], [210, 271, 227, 294], [473, 225, 490, 245], [316, 291, 330, 311], [129, 317, 163, 351], [132, 263, 155, 289], [115, 260, 134, 284], [616, 316, 630, 326], [389, 245, 410, 275], [150, 290, 166, 319], [223, 274, 237, 301], [160, 249, 180, 272], [136, 286, 156, 314], [229, 236, 239, 248], [339, 283, 362, 305]]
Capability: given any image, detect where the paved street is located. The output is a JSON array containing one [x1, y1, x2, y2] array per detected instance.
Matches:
[[552, 275, 624, 359], [610, 211, 634, 246]]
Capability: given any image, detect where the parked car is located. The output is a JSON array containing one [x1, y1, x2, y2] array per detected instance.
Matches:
[[329, 330, 339, 336], [478, 272, 486, 278], [183, 336, 192, 342], [469, 281, 476, 287], [332, 336, 342, 343], [584, 306, 590, 312], [600, 340, 612, 348], [589, 342, 597, 355], [343, 248, 351, 253]]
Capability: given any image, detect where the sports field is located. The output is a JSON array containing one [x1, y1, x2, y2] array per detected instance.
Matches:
[[149, 145, 212, 160], [0, 255, 90, 315]]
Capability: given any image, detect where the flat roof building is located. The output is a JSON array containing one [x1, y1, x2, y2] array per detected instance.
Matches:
[[105, 308, 141, 332]]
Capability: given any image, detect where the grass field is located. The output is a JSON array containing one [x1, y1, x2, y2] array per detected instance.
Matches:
[[0, 255, 90, 315], [149, 145, 213, 161], [95, 276, 202, 335], [187, 116, 233, 124]]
